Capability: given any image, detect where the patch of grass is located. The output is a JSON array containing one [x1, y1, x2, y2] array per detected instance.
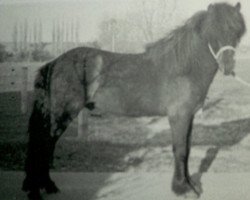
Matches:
[[0, 139, 144, 172], [0, 141, 27, 170], [54, 140, 142, 172], [1, 118, 250, 171]]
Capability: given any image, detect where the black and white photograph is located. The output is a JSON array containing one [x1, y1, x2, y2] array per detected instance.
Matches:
[[0, 0, 250, 199]]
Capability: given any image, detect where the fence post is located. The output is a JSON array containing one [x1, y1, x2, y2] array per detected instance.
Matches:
[[77, 109, 88, 139], [21, 66, 28, 114]]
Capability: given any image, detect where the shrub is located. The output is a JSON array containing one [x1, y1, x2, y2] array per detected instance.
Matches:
[[0, 43, 9, 62]]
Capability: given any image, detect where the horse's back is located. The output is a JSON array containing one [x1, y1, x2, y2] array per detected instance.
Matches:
[[73, 48, 167, 116]]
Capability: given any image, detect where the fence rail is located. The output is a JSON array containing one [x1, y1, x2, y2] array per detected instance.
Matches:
[[0, 62, 43, 114], [0, 62, 88, 137], [0, 62, 43, 92]]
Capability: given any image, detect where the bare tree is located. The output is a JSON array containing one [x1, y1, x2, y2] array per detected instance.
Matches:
[[24, 19, 28, 52], [52, 20, 56, 55], [56, 20, 61, 54], [61, 20, 65, 52], [19, 22, 24, 51], [99, 18, 119, 52], [126, 0, 177, 43], [65, 21, 70, 51], [98, 18, 145, 53], [98, 0, 177, 53], [28, 25, 32, 44], [12, 22, 18, 53], [70, 19, 75, 46], [75, 18, 80, 46], [51, 18, 80, 56], [110, 19, 117, 52], [38, 19, 43, 44], [33, 20, 38, 47], [65, 21, 69, 43]]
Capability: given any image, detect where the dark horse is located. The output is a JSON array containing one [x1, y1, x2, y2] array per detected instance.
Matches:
[[22, 2, 246, 199]]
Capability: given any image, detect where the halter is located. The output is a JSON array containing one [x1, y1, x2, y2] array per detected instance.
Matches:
[[197, 43, 250, 116], [208, 43, 250, 88], [208, 43, 236, 73]]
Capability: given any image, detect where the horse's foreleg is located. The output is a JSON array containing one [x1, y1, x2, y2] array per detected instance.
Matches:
[[169, 110, 199, 197]]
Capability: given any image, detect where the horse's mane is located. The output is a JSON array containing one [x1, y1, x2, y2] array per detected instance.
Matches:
[[145, 11, 207, 74], [146, 11, 206, 52], [144, 2, 245, 75]]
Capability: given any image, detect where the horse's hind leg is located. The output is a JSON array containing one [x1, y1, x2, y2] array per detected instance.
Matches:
[[23, 100, 83, 200], [22, 101, 59, 200], [169, 110, 200, 197]]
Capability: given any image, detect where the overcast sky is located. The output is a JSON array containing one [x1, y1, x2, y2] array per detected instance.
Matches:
[[0, 0, 249, 44]]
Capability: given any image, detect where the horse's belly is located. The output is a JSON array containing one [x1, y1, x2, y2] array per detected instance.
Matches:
[[94, 86, 166, 117]]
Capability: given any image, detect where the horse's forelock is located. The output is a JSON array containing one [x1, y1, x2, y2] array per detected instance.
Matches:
[[204, 3, 246, 45]]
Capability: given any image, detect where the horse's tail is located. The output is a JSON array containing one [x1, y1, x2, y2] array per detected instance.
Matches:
[[23, 61, 56, 193], [28, 61, 54, 134], [34, 61, 54, 96]]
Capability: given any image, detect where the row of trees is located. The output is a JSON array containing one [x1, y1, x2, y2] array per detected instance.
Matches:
[[52, 19, 81, 55], [12, 19, 47, 61], [0, 0, 177, 63], [99, 0, 177, 53], [0, 44, 10, 62], [9, 18, 81, 62]]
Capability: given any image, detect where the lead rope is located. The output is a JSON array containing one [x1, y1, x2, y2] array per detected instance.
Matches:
[[208, 43, 250, 88]]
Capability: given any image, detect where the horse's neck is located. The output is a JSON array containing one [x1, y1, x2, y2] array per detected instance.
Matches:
[[189, 41, 219, 98], [147, 38, 218, 97]]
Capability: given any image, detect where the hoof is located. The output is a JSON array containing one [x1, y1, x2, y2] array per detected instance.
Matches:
[[44, 181, 60, 194], [23, 177, 59, 195], [22, 178, 40, 192], [184, 190, 199, 199], [172, 179, 201, 198], [22, 178, 30, 192], [28, 190, 43, 200], [188, 177, 203, 195]]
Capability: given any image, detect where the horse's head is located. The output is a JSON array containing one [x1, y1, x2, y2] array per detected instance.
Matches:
[[203, 2, 246, 75]]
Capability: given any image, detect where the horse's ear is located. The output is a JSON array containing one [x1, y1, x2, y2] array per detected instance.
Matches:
[[235, 2, 241, 11], [207, 4, 214, 12]]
